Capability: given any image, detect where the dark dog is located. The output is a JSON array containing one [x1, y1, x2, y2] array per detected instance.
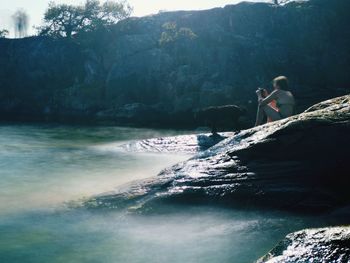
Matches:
[[194, 105, 246, 135]]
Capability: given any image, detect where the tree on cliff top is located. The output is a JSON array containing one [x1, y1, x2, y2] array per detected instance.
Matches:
[[0, 29, 9, 38], [38, 0, 132, 38]]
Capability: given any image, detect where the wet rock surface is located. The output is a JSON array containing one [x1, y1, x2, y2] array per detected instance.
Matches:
[[86, 94, 350, 212], [120, 132, 235, 153], [257, 226, 350, 263]]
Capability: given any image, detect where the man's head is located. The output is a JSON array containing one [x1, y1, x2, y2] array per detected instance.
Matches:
[[273, 76, 289, 90]]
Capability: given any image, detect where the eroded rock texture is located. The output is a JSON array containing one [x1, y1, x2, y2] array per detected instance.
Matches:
[[86, 95, 350, 213]]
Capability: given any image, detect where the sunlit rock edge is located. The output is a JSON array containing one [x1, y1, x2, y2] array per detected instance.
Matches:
[[257, 226, 350, 263], [85, 94, 350, 212]]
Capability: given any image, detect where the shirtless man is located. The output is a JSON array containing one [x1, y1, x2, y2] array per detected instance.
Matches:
[[255, 76, 295, 126]]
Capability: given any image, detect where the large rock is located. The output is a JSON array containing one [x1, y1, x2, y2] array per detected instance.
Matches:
[[85, 94, 350, 212], [257, 226, 350, 263]]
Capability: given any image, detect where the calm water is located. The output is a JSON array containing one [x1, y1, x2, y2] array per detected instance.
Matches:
[[0, 124, 326, 263]]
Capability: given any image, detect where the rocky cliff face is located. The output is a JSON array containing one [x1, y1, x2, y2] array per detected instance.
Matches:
[[0, 0, 350, 125]]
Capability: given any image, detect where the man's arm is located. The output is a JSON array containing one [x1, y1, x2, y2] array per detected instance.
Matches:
[[258, 90, 278, 106]]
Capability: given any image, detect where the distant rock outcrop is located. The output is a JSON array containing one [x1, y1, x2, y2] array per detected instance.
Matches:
[[257, 226, 350, 263], [86, 94, 350, 213], [0, 0, 350, 125]]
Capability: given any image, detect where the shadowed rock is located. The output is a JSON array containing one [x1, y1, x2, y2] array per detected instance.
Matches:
[[194, 105, 246, 134], [85, 95, 350, 212], [257, 226, 350, 263]]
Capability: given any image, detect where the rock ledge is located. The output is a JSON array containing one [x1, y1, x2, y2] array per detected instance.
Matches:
[[258, 226, 350, 263], [86, 95, 350, 212]]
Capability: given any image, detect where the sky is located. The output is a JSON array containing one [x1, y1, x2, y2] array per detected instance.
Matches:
[[0, 0, 268, 37]]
